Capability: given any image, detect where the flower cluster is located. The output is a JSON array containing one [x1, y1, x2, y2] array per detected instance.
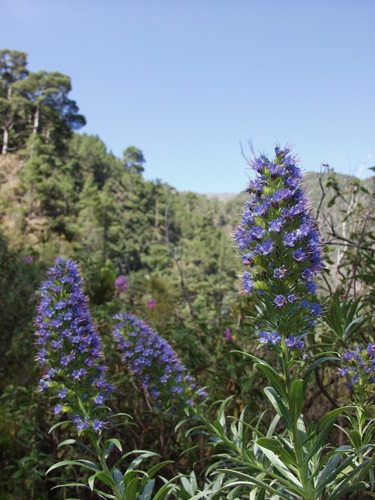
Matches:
[[225, 327, 235, 342], [112, 313, 206, 408], [259, 332, 304, 349], [115, 275, 127, 294], [35, 258, 113, 432], [235, 146, 322, 346], [340, 344, 375, 389]]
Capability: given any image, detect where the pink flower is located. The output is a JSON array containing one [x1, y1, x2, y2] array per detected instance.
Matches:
[[225, 328, 234, 342], [115, 275, 127, 294], [24, 255, 33, 265], [147, 299, 156, 309]]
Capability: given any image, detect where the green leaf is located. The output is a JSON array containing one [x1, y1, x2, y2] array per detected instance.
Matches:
[[319, 406, 352, 429], [105, 437, 123, 453], [139, 478, 155, 500], [316, 450, 354, 492], [152, 481, 175, 500], [329, 457, 375, 499], [140, 461, 172, 483], [257, 437, 296, 465], [104, 441, 114, 460], [302, 357, 340, 394], [258, 445, 302, 489], [124, 476, 140, 499], [113, 468, 123, 485], [48, 420, 71, 434], [349, 430, 362, 449], [330, 482, 368, 500], [92, 471, 116, 489], [289, 379, 303, 424], [88, 473, 97, 491], [235, 351, 287, 398], [57, 439, 76, 448], [264, 387, 291, 430], [51, 482, 86, 490], [217, 473, 290, 500], [46, 460, 97, 474]]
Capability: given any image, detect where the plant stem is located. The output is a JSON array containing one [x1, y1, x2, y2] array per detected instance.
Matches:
[[282, 349, 314, 500]]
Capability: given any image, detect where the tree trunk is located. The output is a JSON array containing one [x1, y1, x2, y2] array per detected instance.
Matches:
[[1, 127, 9, 155], [32, 105, 39, 135], [1, 85, 13, 154]]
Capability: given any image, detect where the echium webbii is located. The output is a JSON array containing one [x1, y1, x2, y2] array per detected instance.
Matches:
[[112, 313, 207, 409], [234, 145, 323, 348], [35, 258, 113, 433]]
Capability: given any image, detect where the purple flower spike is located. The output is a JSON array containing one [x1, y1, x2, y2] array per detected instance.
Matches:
[[35, 258, 112, 432], [112, 313, 206, 409], [235, 145, 322, 332]]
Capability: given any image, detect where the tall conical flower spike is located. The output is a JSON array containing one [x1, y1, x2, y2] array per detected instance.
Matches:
[[112, 313, 207, 409], [35, 258, 113, 432], [234, 146, 323, 346]]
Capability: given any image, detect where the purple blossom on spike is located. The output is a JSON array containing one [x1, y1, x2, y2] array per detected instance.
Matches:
[[274, 295, 286, 307]]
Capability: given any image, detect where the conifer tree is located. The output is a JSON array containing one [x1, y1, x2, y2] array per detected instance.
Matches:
[[0, 49, 28, 154]]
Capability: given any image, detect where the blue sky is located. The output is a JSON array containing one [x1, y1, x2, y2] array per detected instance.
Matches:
[[2, 0, 374, 192]]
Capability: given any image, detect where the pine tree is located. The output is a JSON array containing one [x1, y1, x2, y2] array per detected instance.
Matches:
[[0, 49, 28, 154]]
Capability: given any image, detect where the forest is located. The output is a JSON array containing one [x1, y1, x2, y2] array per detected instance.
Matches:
[[1, 49, 375, 499]]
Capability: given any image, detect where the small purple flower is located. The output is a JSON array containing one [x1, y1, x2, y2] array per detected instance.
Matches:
[[259, 331, 281, 346], [268, 218, 284, 233], [197, 388, 208, 398], [54, 404, 63, 415], [147, 299, 157, 309], [260, 238, 274, 256], [274, 295, 286, 307], [58, 387, 68, 399], [24, 255, 33, 264], [39, 379, 49, 391], [310, 302, 323, 316], [306, 281, 317, 294], [95, 394, 104, 404], [259, 331, 269, 343], [274, 267, 287, 279], [285, 336, 304, 349], [302, 268, 313, 280], [283, 232, 297, 248], [92, 418, 104, 433], [287, 294, 296, 303], [293, 248, 307, 262], [73, 415, 90, 431], [269, 331, 281, 345], [251, 226, 266, 240], [115, 275, 127, 294], [225, 328, 234, 342], [242, 271, 254, 295]]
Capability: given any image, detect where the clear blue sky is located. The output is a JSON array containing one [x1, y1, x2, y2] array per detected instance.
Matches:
[[2, 0, 374, 192]]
